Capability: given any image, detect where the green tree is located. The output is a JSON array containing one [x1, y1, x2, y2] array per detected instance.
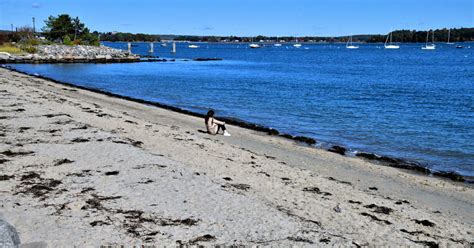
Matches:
[[43, 14, 75, 41]]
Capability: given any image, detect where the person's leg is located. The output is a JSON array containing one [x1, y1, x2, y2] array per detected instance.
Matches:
[[217, 124, 226, 134]]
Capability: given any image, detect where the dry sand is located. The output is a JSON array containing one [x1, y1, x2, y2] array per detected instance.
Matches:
[[0, 67, 473, 247]]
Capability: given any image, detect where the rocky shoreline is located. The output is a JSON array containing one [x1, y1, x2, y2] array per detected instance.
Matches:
[[2, 65, 471, 184], [0, 45, 140, 64]]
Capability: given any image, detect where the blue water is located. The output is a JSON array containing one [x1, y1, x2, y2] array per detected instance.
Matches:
[[9, 42, 474, 176]]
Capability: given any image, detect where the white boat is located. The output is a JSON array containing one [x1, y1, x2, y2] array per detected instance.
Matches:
[[446, 29, 455, 45], [293, 37, 302, 48], [274, 36, 282, 46], [384, 31, 400, 49], [346, 35, 359, 49], [249, 43, 261, 48], [422, 30, 436, 50], [249, 37, 261, 48], [188, 44, 199, 49], [161, 43, 168, 47]]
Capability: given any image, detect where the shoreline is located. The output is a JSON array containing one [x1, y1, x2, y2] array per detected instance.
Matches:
[[0, 67, 472, 246], [2, 64, 471, 184]]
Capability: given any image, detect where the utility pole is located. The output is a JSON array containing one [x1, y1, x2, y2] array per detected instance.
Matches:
[[32, 17, 36, 33]]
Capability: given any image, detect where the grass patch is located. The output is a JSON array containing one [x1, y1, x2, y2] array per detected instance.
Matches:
[[0, 43, 24, 54]]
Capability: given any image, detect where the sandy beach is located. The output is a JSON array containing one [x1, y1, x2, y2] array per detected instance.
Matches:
[[0, 67, 473, 247]]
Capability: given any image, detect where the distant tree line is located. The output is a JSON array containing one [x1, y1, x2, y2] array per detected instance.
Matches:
[[98, 32, 161, 42], [365, 28, 474, 43], [98, 28, 474, 43]]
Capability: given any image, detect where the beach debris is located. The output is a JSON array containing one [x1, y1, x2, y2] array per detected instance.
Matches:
[[124, 120, 138, 124], [348, 200, 362, 204], [18, 127, 31, 133], [67, 170, 92, 178], [16, 177, 62, 198], [81, 194, 122, 210], [104, 171, 119, 176], [71, 137, 90, 143], [0, 175, 15, 181], [70, 125, 88, 130], [319, 238, 331, 244], [20, 172, 41, 181], [288, 236, 314, 244], [360, 212, 391, 225], [276, 205, 321, 227], [222, 183, 251, 191], [258, 171, 271, 177], [303, 187, 332, 196], [408, 239, 439, 248], [328, 145, 346, 155], [333, 204, 342, 213], [53, 158, 74, 166], [89, 220, 110, 227], [327, 177, 352, 185], [80, 187, 95, 194], [364, 204, 393, 215], [400, 229, 426, 235], [1, 150, 34, 157], [368, 187, 378, 191], [138, 179, 154, 184], [222, 177, 232, 181], [187, 234, 216, 244], [413, 219, 436, 227], [395, 200, 410, 205], [43, 113, 71, 118], [0, 159, 10, 164]]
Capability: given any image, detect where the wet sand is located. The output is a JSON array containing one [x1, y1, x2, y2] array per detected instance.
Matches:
[[0, 67, 473, 247]]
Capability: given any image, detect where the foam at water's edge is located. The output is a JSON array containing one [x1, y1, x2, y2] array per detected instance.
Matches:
[[1, 64, 471, 184]]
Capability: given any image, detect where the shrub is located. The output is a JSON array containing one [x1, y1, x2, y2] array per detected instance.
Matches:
[[63, 35, 73, 45], [18, 43, 37, 53]]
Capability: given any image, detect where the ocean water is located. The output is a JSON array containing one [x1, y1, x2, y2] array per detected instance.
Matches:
[[8, 42, 474, 176]]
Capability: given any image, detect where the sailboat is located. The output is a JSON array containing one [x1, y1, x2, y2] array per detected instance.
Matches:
[[293, 37, 302, 48], [446, 29, 455, 45], [346, 35, 359, 49], [274, 36, 282, 47], [171, 42, 176, 53], [249, 37, 261, 48], [422, 30, 436, 50], [384, 31, 400, 49]]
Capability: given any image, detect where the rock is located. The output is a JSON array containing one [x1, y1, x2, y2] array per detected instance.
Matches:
[[0, 219, 21, 247], [0, 52, 11, 60], [105, 55, 112, 60], [432, 171, 465, 182], [328, 145, 346, 155]]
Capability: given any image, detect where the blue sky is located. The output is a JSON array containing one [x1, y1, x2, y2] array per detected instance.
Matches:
[[0, 0, 472, 36]]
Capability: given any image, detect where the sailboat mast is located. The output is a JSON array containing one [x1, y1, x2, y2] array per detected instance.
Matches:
[[425, 31, 429, 46]]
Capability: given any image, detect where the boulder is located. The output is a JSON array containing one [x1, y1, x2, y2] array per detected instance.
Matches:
[[0, 219, 20, 247], [0, 52, 11, 60], [328, 145, 346, 155]]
